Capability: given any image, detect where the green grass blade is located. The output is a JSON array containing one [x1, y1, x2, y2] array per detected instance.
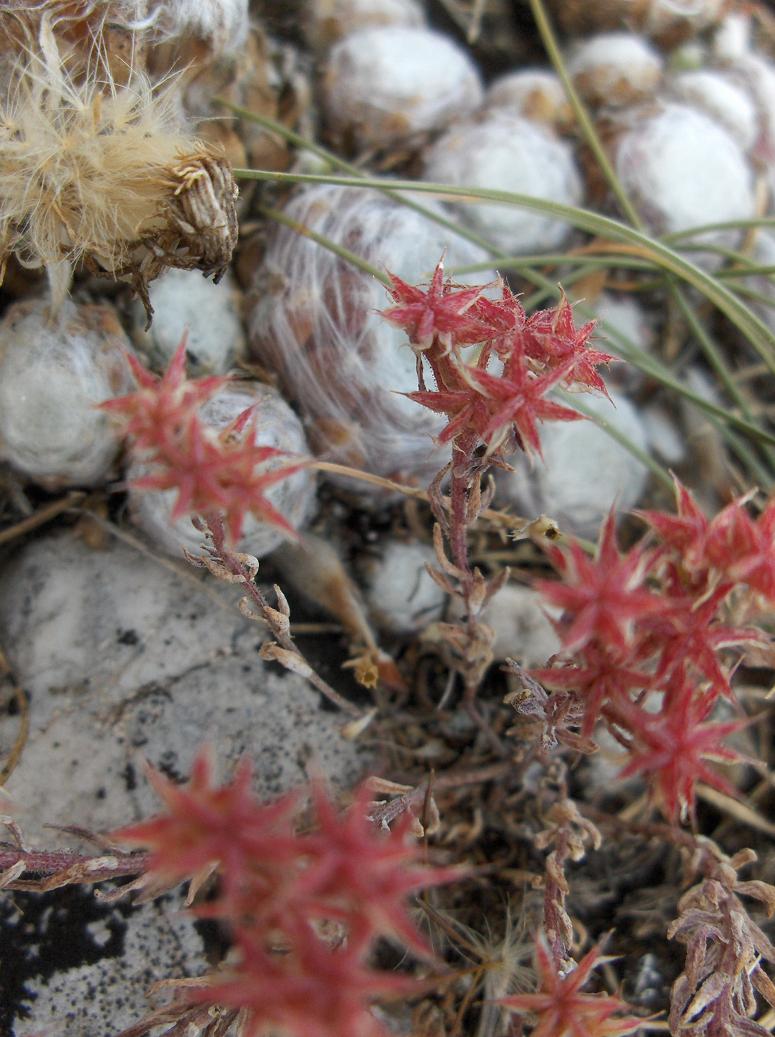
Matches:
[[234, 167, 775, 368], [528, 0, 645, 231]]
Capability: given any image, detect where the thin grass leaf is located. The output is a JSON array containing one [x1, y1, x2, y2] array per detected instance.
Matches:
[[234, 168, 775, 369], [528, 0, 645, 230]]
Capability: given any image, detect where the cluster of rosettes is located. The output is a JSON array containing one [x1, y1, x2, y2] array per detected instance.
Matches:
[[530, 477, 775, 823], [382, 259, 614, 460], [100, 340, 308, 545], [114, 749, 455, 1037]]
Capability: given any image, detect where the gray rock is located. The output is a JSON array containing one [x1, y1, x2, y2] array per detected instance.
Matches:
[[0, 529, 368, 1035]]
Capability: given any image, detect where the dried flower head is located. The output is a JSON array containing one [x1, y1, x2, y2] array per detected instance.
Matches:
[[0, 18, 238, 314]]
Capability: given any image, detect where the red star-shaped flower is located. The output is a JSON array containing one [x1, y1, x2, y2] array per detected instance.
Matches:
[[112, 747, 300, 908], [102, 340, 308, 545], [706, 496, 775, 602], [644, 579, 759, 700], [535, 511, 665, 655], [381, 258, 489, 350], [635, 476, 711, 574], [533, 641, 655, 737], [524, 292, 614, 396], [617, 682, 745, 824], [466, 349, 584, 456], [498, 935, 642, 1037], [191, 921, 413, 1037], [100, 337, 225, 453], [295, 780, 459, 959]]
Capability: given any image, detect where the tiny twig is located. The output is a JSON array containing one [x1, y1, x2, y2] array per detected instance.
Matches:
[[0, 490, 86, 544]]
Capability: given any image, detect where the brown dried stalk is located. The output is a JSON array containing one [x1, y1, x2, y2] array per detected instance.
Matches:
[[533, 772, 603, 968], [0, 817, 148, 893], [191, 516, 364, 718], [668, 843, 775, 1037]]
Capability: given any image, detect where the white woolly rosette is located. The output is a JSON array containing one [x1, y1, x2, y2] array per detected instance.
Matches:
[[0, 1, 249, 60], [590, 291, 656, 392], [149, 0, 249, 50], [128, 382, 317, 559], [567, 33, 663, 108], [0, 297, 133, 489], [304, 0, 426, 51], [711, 12, 752, 64], [484, 69, 571, 127], [613, 102, 755, 262], [742, 229, 775, 337], [668, 69, 758, 153], [639, 0, 725, 40], [496, 390, 649, 539], [131, 268, 245, 376], [104, 0, 249, 52], [322, 26, 483, 150], [545, 0, 725, 44], [725, 53, 775, 163], [248, 183, 495, 498], [422, 112, 583, 254], [448, 584, 561, 665]]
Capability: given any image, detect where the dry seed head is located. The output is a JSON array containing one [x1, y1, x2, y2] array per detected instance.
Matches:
[[0, 22, 238, 313]]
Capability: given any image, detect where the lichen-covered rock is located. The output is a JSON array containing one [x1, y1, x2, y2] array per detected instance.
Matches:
[[0, 530, 368, 1034], [0, 532, 367, 829]]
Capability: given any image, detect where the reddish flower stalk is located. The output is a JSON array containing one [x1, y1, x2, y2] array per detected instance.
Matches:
[[381, 260, 612, 711], [100, 338, 309, 545], [498, 934, 643, 1037]]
